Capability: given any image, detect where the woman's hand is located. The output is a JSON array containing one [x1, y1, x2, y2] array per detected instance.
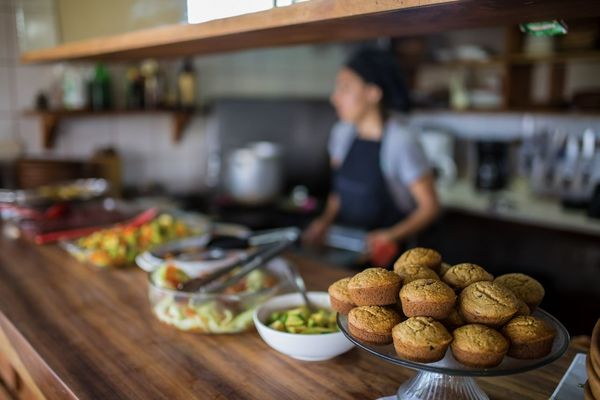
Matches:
[[302, 217, 331, 247], [365, 229, 399, 266], [303, 194, 340, 247]]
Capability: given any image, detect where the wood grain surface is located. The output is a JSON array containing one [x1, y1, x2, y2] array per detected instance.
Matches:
[[0, 235, 583, 399], [21, 0, 600, 63]]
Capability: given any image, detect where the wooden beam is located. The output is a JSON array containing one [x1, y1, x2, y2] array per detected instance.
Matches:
[[21, 0, 600, 64]]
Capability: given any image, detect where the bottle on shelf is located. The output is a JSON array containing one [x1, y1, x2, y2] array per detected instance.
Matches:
[[140, 59, 163, 109], [89, 63, 112, 110], [62, 65, 87, 110], [125, 66, 144, 110], [48, 64, 65, 110], [177, 58, 197, 111]]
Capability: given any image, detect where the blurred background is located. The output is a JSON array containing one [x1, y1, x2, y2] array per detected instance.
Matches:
[[0, 0, 599, 335]]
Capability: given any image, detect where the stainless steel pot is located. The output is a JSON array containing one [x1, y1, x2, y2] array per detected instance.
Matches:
[[225, 142, 283, 205]]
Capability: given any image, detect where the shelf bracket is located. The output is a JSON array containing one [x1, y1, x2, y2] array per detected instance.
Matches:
[[172, 112, 193, 143], [41, 113, 59, 149]]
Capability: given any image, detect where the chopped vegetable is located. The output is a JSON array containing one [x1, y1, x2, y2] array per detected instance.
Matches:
[[267, 306, 338, 334], [75, 213, 196, 268], [153, 264, 191, 290]]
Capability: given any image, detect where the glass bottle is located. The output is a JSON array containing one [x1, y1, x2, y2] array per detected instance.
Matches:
[[90, 63, 112, 110], [125, 67, 144, 109], [177, 58, 196, 110]]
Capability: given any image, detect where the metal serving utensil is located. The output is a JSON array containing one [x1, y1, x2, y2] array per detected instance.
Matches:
[[177, 227, 300, 293], [199, 239, 294, 294], [286, 262, 316, 313]]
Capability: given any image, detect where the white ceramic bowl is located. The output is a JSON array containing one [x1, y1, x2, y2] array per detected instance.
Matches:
[[253, 291, 354, 361]]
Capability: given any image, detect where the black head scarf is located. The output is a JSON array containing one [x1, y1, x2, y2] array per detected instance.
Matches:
[[345, 47, 411, 113]]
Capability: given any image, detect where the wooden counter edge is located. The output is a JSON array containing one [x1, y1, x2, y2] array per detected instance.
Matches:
[[0, 312, 77, 400]]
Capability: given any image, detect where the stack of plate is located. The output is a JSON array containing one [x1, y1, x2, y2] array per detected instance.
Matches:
[[586, 319, 600, 399]]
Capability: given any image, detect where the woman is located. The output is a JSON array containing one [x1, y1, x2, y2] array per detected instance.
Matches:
[[303, 48, 439, 264]]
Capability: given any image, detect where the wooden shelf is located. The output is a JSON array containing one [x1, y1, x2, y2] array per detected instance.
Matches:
[[402, 58, 507, 69], [412, 107, 600, 115], [24, 110, 194, 149], [401, 50, 600, 70], [508, 50, 600, 64], [20, 0, 600, 63]]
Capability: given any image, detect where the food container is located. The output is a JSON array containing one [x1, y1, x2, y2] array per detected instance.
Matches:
[[0, 178, 109, 210], [135, 222, 251, 274], [62, 212, 208, 268], [148, 258, 293, 334], [253, 292, 355, 361]]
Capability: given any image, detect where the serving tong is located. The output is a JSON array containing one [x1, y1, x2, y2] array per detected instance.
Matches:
[[175, 227, 301, 293]]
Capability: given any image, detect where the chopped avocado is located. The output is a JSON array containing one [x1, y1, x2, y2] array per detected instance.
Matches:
[[266, 306, 339, 334], [285, 314, 305, 327], [269, 320, 286, 332]]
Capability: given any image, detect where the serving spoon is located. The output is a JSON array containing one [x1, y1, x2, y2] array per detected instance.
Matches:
[[287, 262, 316, 313]]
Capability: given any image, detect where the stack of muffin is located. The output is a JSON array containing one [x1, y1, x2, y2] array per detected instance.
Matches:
[[328, 247, 557, 368], [586, 319, 600, 399]]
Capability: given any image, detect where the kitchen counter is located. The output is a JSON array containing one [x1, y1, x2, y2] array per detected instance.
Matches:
[[0, 235, 582, 399], [438, 178, 600, 236]]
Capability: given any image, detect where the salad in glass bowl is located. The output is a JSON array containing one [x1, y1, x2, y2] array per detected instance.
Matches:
[[148, 259, 293, 334]]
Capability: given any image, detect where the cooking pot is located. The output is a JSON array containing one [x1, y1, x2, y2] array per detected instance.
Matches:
[[225, 142, 283, 205]]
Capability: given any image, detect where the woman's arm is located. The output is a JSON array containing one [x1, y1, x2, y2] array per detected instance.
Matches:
[[367, 173, 440, 245]]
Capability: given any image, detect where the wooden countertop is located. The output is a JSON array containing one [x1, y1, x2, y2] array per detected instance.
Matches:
[[0, 235, 580, 399], [438, 179, 600, 237]]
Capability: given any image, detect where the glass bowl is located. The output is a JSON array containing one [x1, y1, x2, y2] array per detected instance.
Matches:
[[148, 258, 293, 334]]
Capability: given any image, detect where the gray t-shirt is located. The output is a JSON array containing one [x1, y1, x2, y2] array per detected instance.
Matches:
[[328, 116, 430, 214]]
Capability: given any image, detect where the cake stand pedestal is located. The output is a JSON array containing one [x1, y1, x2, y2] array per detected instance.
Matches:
[[337, 309, 569, 400]]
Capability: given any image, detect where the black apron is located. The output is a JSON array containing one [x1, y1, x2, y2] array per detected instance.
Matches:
[[334, 137, 403, 231]]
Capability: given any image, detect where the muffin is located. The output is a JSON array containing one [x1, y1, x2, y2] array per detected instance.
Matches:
[[392, 316, 453, 363], [441, 307, 466, 331], [348, 268, 402, 306], [515, 299, 531, 317], [586, 356, 600, 400], [348, 305, 402, 344], [400, 279, 456, 319], [395, 247, 442, 273], [442, 263, 493, 291], [459, 281, 519, 327], [451, 324, 509, 368], [439, 262, 452, 277], [494, 273, 545, 310], [328, 277, 355, 315], [502, 316, 556, 359], [394, 262, 440, 284], [584, 382, 594, 400]]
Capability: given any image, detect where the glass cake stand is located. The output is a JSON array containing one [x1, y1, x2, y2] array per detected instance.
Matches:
[[337, 309, 569, 400]]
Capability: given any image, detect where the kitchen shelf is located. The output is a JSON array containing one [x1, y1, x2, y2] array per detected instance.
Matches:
[[508, 50, 600, 64], [24, 110, 194, 149], [401, 50, 600, 70], [402, 58, 507, 69], [412, 108, 600, 115], [19, 0, 600, 63]]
